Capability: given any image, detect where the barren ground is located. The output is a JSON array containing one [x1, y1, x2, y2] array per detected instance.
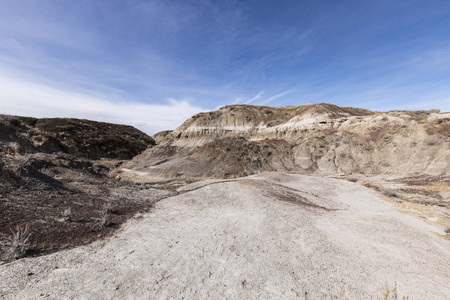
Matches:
[[1, 173, 449, 299], [0, 154, 173, 261]]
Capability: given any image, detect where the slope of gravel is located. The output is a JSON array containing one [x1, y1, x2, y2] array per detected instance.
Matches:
[[1, 173, 449, 299]]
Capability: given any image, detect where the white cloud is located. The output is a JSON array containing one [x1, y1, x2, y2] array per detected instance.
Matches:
[[259, 89, 293, 105], [0, 74, 206, 135], [244, 90, 264, 104]]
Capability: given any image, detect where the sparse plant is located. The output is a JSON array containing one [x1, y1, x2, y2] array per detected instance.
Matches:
[[1, 225, 32, 259], [104, 201, 114, 215], [93, 215, 110, 230], [424, 136, 438, 146], [380, 281, 408, 300], [92, 201, 114, 230], [62, 207, 73, 222], [444, 226, 450, 234], [381, 188, 397, 198], [7, 142, 20, 153], [426, 127, 437, 135]]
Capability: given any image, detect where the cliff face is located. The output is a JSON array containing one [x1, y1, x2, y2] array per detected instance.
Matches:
[[121, 103, 450, 179], [0, 115, 155, 160]]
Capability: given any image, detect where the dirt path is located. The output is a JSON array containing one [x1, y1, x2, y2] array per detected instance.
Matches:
[[1, 173, 449, 299]]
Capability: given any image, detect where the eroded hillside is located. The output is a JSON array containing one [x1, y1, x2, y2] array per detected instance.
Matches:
[[0, 115, 154, 160], [0, 115, 160, 262], [121, 103, 450, 179]]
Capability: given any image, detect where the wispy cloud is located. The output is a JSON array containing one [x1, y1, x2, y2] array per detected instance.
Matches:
[[0, 74, 206, 135], [0, 0, 449, 119], [259, 89, 293, 105], [244, 90, 264, 104]]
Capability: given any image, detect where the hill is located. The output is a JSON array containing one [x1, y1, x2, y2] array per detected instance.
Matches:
[[120, 103, 450, 179], [0, 115, 158, 262], [0, 115, 154, 160]]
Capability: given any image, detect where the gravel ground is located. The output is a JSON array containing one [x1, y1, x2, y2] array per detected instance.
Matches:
[[0, 173, 449, 299]]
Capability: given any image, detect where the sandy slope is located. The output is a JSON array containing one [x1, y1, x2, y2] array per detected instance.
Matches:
[[1, 173, 449, 299]]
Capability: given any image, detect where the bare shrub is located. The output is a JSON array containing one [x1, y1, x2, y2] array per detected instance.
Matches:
[[424, 136, 438, 146], [7, 142, 20, 152], [92, 201, 115, 230], [444, 226, 450, 234], [93, 215, 110, 230], [62, 208, 73, 222], [380, 281, 408, 300], [2, 225, 32, 259], [104, 201, 115, 215], [381, 188, 397, 198], [77, 172, 101, 184], [426, 127, 437, 135]]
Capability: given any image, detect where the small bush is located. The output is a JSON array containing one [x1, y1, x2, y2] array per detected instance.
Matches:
[[7, 142, 20, 152], [424, 136, 438, 146], [381, 188, 397, 198], [426, 127, 437, 135], [92, 201, 115, 230], [93, 215, 110, 230], [2, 225, 32, 259], [63, 207, 73, 222], [380, 281, 408, 300], [103, 201, 116, 215]]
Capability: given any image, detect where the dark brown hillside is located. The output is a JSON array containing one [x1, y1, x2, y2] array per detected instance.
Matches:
[[0, 115, 154, 160], [0, 115, 158, 262]]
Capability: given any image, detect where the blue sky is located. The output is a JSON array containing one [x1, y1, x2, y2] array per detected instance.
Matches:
[[0, 0, 449, 134]]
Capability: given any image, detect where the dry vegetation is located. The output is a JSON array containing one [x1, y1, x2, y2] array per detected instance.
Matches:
[[0, 225, 32, 260]]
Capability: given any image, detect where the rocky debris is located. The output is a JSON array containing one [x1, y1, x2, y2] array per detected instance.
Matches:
[[121, 103, 450, 180], [0, 115, 155, 160]]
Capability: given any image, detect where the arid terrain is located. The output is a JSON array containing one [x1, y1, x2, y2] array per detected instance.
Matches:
[[122, 103, 449, 178], [0, 115, 166, 261], [1, 104, 449, 299]]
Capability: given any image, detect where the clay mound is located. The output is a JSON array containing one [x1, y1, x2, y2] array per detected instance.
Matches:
[[1, 173, 448, 299], [120, 103, 450, 180], [0, 115, 154, 160]]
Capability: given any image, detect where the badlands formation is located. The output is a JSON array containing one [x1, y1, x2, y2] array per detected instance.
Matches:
[[121, 103, 449, 179], [1, 104, 449, 299]]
